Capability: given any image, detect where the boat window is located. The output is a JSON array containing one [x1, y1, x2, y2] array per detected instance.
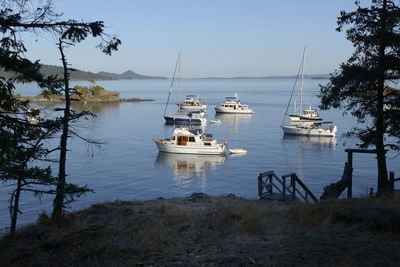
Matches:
[[189, 136, 195, 142], [204, 141, 211, 146], [177, 136, 188, 146], [172, 136, 175, 140]]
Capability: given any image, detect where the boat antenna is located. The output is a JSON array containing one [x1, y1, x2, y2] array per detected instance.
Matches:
[[164, 52, 180, 115], [282, 49, 304, 124]]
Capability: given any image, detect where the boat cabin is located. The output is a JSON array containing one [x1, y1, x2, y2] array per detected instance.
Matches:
[[302, 108, 319, 118], [182, 95, 201, 106], [170, 128, 202, 146], [224, 96, 239, 102], [176, 135, 196, 146]]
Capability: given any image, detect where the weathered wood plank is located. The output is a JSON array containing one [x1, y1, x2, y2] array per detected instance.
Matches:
[[345, 149, 377, 153]]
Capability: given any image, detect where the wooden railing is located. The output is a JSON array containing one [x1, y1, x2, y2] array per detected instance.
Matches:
[[390, 171, 400, 192], [258, 171, 318, 203]]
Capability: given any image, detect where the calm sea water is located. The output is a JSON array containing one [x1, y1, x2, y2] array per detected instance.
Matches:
[[1, 78, 399, 231]]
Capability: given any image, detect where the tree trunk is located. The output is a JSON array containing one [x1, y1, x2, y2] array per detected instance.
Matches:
[[52, 40, 71, 217], [10, 175, 22, 237], [376, 0, 390, 195]]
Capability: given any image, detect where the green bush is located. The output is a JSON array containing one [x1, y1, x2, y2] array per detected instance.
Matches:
[[73, 79, 105, 96], [91, 85, 104, 95]]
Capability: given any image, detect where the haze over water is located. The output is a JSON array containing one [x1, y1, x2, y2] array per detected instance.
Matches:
[[1, 78, 399, 231]]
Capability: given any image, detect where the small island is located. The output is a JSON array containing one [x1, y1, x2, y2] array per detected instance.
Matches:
[[17, 79, 154, 103]]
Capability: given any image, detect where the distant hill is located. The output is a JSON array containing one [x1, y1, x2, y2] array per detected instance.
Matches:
[[97, 70, 167, 80], [43, 65, 113, 80], [0, 64, 112, 80], [0, 65, 167, 80]]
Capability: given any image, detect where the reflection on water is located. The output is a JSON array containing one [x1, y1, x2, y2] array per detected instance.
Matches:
[[282, 135, 337, 150], [282, 134, 337, 179], [33, 101, 120, 117], [215, 113, 253, 132], [155, 152, 226, 188], [70, 102, 120, 115]]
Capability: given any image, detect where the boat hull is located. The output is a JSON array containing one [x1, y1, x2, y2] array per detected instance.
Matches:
[[178, 104, 207, 111], [153, 139, 225, 155], [164, 115, 206, 125], [214, 106, 254, 114], [229, 148, 247, 154], [281, 125, 336, 137]]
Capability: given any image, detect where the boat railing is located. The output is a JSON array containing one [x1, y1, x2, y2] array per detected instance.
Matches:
[[258, 171, 318, 203]]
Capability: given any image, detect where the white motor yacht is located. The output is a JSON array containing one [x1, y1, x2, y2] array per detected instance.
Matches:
[[214, 93, 254, 114], [153, 127, 226, 155]]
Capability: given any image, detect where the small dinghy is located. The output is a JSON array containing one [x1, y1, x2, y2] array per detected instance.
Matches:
[[228, 148, 247, 154], [209, 120, 221, 124]]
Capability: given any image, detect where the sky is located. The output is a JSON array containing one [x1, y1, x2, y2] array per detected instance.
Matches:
[[22, 0, 377, 78]]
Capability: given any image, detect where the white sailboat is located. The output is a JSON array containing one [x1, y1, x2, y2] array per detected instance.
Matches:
[[174, 58, 207, 111], [163, 53, 206, 125], [287, 48, 322, 122], [281, 122, 337, 137], [281, 48, 337, 137]]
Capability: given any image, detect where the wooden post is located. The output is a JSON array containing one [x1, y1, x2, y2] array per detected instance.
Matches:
[[291, 174, 296, 200], [269, 174, 273, 194], [390, 171, 394, 192], [258, 174, 263, 198], [282, 176, 286, 201], [347, 152, 353, 199]]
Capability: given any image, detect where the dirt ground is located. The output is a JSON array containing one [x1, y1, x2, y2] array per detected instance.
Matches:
[[1, 193, 400, 266]]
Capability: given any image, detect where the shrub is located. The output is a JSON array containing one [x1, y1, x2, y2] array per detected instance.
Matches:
[[73, 79, 105, 96]]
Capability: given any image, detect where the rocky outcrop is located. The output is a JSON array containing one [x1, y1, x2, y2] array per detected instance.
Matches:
[[18, 91, 154, 103]]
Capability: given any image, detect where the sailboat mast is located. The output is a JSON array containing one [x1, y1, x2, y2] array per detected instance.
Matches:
[[163, 53, 180, 115], [178, 52, 181, 111], [300, 47, 306, 115]]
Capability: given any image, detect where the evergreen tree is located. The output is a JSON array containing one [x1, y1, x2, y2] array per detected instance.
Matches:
[[0, 0, 120, 226], [0, 78, 55, 236], [320, 0, 400, 195]]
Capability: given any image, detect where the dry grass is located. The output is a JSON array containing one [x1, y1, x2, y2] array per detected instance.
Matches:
[[288, 198, 400, 232], [1, 195, 400, 266]]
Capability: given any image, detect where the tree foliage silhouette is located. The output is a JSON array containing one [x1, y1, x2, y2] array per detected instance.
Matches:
[[0, 0, 121, 230], [320, 0, 400, 195]]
